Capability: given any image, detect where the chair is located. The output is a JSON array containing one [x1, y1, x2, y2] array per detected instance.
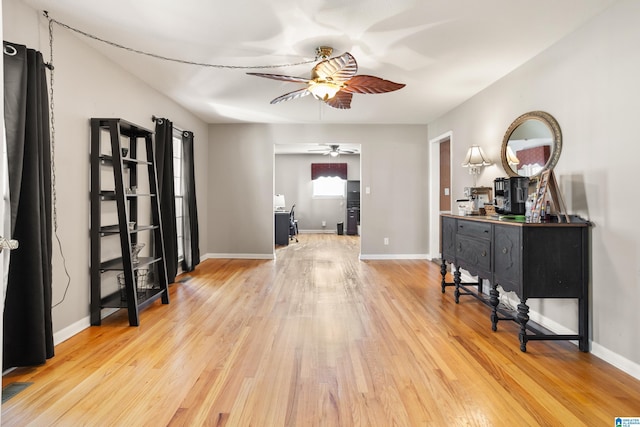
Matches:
[[289, 204, 299, 242]]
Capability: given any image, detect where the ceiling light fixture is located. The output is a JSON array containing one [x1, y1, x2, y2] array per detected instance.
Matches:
[[308, 81, 342, 101], [247, 47, 405, 109], [308, 144, 357, 156], [462, 145, 492, 186]]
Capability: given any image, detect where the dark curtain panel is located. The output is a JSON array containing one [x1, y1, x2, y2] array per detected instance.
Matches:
[[181, 131, 200, 272], [154, 118, 178, 283], [3, 41, 54, 368], [311, 163, 347, 180]]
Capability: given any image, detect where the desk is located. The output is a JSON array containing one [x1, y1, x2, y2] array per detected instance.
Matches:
[[275, 211, 290, 246], [440, 214, 591, 352]]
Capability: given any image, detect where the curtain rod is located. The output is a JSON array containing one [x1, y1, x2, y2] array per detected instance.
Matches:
[[151, 115, 186, 134], [4, 42, 54, 69]]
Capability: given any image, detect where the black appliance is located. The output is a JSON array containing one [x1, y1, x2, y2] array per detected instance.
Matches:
[[494, 177, 529, 215]]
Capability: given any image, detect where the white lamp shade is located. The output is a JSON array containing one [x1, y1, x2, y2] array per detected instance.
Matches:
[[506, 146, 520, 166], [462, 145, 492, 167]]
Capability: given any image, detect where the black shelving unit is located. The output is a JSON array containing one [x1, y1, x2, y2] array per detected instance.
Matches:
[[90, 118, 169, 326]]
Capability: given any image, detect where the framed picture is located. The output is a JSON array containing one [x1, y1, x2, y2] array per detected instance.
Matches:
[[531, 169, 570, 223], [472, 186, 492, 206], [531, 170, 550, 222]]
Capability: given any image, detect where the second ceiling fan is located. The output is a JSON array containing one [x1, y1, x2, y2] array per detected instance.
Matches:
[[310, 144, 358, 157], [247, 47, 405, 109]]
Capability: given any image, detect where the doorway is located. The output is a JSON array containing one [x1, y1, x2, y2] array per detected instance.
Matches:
[[273, 143, 362, 254], [429, 132, 452, 260]]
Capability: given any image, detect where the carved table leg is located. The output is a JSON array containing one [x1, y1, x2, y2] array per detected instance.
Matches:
[[453, 266, 461, 304], [517, 299, 530, 352], [440, 259, 447, 293], [489, 282, 500, 332]]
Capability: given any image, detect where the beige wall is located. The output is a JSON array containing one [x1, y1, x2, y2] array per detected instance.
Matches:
[[429, 0, 640, 376], [2, 0, 209, 339], [206, 124, 429, 259]]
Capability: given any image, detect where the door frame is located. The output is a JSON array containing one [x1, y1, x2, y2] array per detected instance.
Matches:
[[429, 131, 453, 260], [272, 142, 362, 258]]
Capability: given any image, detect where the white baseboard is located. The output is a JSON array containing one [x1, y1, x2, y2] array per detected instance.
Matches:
[[455, 268, 640, 381], [203, 252, 274, 260], [53, 316, 91, 346], [299, 229, 339, 234], [591, 342, 640, 381], [359, 254, 429, 260]]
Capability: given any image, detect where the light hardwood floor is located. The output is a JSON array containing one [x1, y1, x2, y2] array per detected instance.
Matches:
[[2, 234, 639, 426]]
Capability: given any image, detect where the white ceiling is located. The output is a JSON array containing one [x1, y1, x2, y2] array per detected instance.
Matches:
[[23, 0, 615, 125]]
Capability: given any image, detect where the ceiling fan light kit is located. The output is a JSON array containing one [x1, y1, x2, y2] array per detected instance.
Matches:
[[309, 144, 358, 157], [308, 81, 342, 101], [247, 47, 405, 109]]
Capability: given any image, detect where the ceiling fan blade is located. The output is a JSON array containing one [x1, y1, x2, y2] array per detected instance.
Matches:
[[270, 88, 311, 104], [342, 75, 406, 94], [313, 52, 358, 83], [246, 72, 310, 84], [324, 91, 353, 109], [323, 91, 353, 109]]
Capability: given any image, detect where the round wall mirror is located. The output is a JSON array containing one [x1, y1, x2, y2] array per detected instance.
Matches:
[[500, 111, 562, 179]]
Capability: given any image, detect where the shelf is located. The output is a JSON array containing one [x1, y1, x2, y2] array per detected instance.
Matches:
[[125, 193, 156, 198], [99, 224, 158, 236], [92, 118, 153, 136], [100, 155, 151, 166], [99, 191, 156, 201], [100, 287, 166, 309], [99, 191, 117, 201], [99, 225, 120, 235], [100, 256, 163, 271], [91, 118, 170, 327]]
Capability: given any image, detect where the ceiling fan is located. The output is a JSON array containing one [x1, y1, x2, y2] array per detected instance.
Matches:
[[247, 47, 405, 109], [310, 144, 358, 157]]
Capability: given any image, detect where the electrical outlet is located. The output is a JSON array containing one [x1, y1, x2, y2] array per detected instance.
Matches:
[[384, 237, 389, 245], [322, 220, 326, 227]]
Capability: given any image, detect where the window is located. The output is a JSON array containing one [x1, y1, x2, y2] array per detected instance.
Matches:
[[173, 131, 184, 262], [312, 176, 345, 198]]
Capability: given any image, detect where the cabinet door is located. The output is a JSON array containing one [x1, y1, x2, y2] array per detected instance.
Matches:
[[522, 227, 585, 298], [456, 235, 491, 277], [441, 216, 456, 261], [493, 224, 522, 295]]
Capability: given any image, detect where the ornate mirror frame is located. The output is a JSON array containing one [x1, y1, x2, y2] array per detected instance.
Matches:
[[501, 110, 562, 180]]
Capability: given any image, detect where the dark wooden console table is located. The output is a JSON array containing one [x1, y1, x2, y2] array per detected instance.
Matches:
[[440, 214, 591, 352]]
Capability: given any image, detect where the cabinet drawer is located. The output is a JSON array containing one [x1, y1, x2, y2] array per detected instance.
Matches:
[[456, 235, 491, 275], [457, 220, 491, 240]]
